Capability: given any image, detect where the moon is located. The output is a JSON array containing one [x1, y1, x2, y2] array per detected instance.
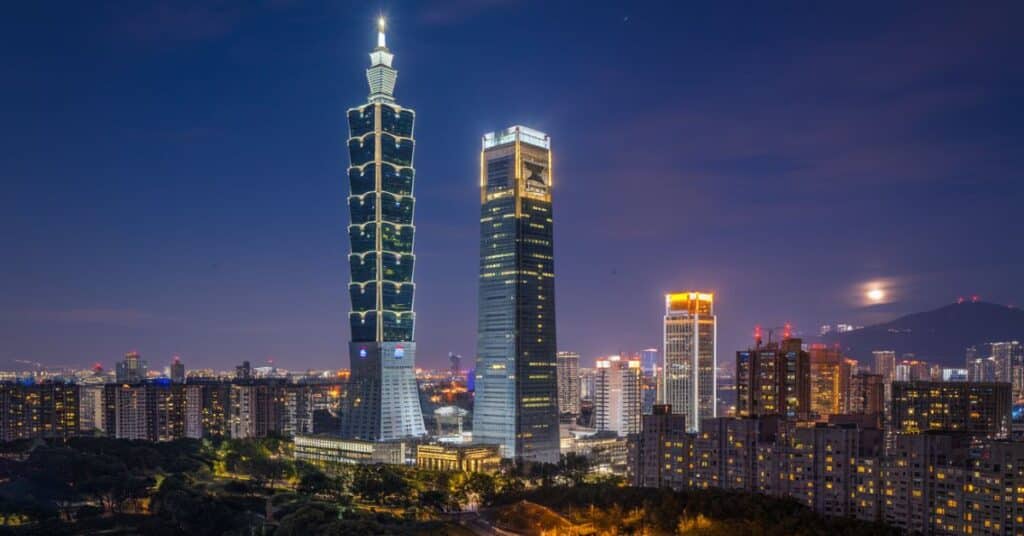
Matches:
[[866, 288, 885, 302]]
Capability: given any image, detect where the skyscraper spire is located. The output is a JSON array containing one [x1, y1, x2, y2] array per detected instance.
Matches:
[[367, 16, 396, 103]]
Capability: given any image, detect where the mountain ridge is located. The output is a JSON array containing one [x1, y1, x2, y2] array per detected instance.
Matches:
[[819, 301, 1024, 367]]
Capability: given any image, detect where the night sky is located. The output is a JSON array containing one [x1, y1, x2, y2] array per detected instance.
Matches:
[[3, 1, 1023, 372]]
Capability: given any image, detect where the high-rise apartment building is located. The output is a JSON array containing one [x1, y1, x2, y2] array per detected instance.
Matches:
[[594, 355, 641, 436], [230, 382, 276, 439], [341, 20, 426, 441], [0, 381, 79, 442], [809, 344, 850, 418], [894, 359, 928, 382], [472, 125, 559, 463], [967, 355, 993, 382], [556, 351, 580, 417], [662, 292, 716, 432], [991, 341, 1023, 399], [185, 379, 231, 438], [78, 383, 105, 433], [872, 350, 895, 380], [846, 373, 884, 417], [628, 404, 691, 489], [736, 336, 810, 419], [107, 380, 189, 441], [579, 368, 596, 401], [890, 381, 1011, 439]]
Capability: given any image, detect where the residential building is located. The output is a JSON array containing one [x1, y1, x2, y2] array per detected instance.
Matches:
[[736, 336, 810, 419], [991, 341, 1023, 399], [890, 381, 1012, 438], [556, 351, 580, 417], [0, 381, 79, 442], [594, 355, 641, 436], [107, 380, 188, 442], [846, 372, 884, 417], [810, 344, 850, 418], [628, 404, 691, 489]]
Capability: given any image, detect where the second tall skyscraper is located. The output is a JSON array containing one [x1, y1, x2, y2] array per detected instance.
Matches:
[[473, 126, 560, 464]]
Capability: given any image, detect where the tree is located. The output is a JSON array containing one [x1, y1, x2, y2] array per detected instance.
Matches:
[[558, 453, 590, 486], [297, 470, 339, 499], [418, 489, 452, 513], [275, 504, 336, 536], [249, 456, 294, 492], [352, 464, 410, 505]]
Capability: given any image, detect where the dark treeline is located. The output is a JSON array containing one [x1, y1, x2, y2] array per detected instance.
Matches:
[[492, 482, 901, 535], [0, 438, 898, 535]]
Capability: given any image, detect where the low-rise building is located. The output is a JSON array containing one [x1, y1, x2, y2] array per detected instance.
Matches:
[[293, 434, 407, 467], [415, 444, 501, 473]]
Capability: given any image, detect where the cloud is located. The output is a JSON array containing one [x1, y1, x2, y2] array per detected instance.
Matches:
[[27, 308, 154, 326], [567, 7, 1018, 240]]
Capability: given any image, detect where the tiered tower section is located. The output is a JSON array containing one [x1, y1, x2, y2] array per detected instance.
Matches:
[[342, 19, 426, 441]]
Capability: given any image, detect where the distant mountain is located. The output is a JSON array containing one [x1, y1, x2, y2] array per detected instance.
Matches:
[[819, 301, 1024, 367]]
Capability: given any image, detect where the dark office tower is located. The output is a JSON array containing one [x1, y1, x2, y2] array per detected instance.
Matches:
[[449, 352, 462, 376], [473, 125, 559, 464], [736, 336, 810, 419], [341, 19, 425, 441], [170, 356, 185, 384], [116, 351, 148, 383]]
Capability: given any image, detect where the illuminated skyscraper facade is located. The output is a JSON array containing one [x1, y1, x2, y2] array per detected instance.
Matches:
[[809, 344, 849, 418], [556, 351, 580, 417], [661, 292, 716, 432], [341, 20, 426, 441], [990, 341, 1024, 400], [595, 355, 642, 436], [473, 126, 559, 463]]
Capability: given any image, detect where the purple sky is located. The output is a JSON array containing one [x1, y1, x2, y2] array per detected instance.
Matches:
[[2, 1, 1023, 371]]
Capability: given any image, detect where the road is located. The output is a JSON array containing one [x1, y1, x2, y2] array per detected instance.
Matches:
[[449, 511, 521, 536]]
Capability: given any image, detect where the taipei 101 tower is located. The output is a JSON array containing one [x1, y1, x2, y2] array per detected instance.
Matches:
[[340, 18, 426, 441]]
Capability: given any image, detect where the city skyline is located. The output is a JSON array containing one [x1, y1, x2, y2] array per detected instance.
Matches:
[[3, 2, 1024, 371], [4, 5, 1024, 533]]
